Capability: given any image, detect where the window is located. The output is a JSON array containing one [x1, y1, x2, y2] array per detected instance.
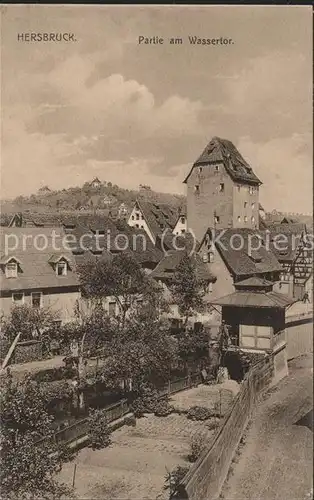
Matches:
[[136, 213, 140, 220], [209, 252, 214, 263], [244, 201, 247, 208], [252, 202, 255, 209], [214, 215, 220, 223], [31, 292, 42, 308], [208, 282, 213, 292], [202, 253, 208, 263], [244, 216, 248, 223], [214, 165, 220, 172], [237, 216, 241, 222], [135, 224, 139, 228], [237, 185, 241, 192], [108, 301, 116, 317], [56, 261, 67, 276], [140, 225, 144, 229], [219, 183, 225, 192], [194, 185, 200, 194], [251, 216, 255, 223], [248, 186, 254, 195], [180, 216, 185, 224], [12, 292, 24, 305], [6, 262, 18, 278], [199, 167, 202, 174], [181, 229, 186, 234], [131, 215, 134, 220]]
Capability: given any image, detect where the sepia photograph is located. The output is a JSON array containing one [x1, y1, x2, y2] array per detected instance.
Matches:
[[0, 4, 313, 500]]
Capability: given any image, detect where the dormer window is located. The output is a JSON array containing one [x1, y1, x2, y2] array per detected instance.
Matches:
[[6, 261, 18, 278], [56, 261, 67, 276]]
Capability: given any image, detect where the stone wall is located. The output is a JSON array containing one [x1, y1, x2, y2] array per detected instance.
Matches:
[[174, 354, 275, 500]]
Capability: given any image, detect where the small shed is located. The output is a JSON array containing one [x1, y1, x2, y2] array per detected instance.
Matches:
[[210, 277, 297, 353]]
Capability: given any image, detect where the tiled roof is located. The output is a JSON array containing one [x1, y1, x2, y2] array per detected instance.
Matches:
[[201, 228, 282, 277], [183, 137, 262, 185], [136, 200, 178, 238], [235, 277, 273, 288], [151, 251, 216, 282], [264, 224, 308, 263], [0, 227, 79, 292], [211, 290, 296, 309]]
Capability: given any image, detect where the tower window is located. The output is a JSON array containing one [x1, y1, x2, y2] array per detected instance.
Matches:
[[194, 185, 200, 194], [237, 216, 241, 222], [237, 185, 241, 192], [251, 216, 255, 223], [214, 215, 220, 223], [244, 201, 247, 208], [244, 216, 248, 223], [219, 183, 224, 192]]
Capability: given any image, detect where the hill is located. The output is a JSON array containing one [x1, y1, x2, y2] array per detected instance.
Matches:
[[0, 181, 186, 219]]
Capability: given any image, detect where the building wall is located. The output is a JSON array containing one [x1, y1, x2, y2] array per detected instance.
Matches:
[[232, 184, 259, 229], [172, 216, 187, 236], [186, 162, 260, 242], [127, 204, 155, 243], [186, 162, 234, 242], [0, 288, 80, 322], [198, 239, 235, 301]]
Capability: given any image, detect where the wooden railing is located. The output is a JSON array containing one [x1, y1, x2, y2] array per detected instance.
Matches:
[[47, 373, 202, 448]]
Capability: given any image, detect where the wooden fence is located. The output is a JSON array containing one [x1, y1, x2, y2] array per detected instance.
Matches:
[[49, 373, 201, 448], [173, 354, 274, 500]]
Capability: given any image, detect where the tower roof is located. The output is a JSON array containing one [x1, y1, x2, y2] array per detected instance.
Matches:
[[183, 136, 262, 185]]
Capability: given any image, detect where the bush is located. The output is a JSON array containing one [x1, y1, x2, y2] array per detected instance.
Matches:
[[88, 409, 111, 450], [130, 384, 160, 418], [125, 415, 137, 427], [154, 399, 174, 417], [189, 431, 207, 462], [164, 465, 190, 496], [186, 405, 217, 421]]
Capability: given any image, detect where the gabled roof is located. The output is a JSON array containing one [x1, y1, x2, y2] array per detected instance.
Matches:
[[151, 251, 216, 282], [210, 290, 296, 309], [135, 200, 178, 238], [200, 228, 282, 277], [0, 227, 79, 292], [263, 225, 307, 263], [183, 137, 262, 185], [48, 254, 72, 265]]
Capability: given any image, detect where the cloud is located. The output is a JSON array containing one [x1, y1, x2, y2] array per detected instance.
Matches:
[[238, 134, 313, 214]]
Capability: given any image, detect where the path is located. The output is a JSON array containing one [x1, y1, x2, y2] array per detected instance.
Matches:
[[221, 354, 313, 500]]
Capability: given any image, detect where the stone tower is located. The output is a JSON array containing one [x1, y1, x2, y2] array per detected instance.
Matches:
[[184, 136, 262, 242]]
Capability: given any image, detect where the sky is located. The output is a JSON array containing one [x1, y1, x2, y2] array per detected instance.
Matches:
[[1, 5, 313, 213]]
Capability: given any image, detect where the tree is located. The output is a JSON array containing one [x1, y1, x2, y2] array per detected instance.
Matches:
[[170, 254, 209, 326], [1, 304, 60, 342], [177, 325, 210, 374], [78, 253, 158, 326], [0, 372, 74, 499]]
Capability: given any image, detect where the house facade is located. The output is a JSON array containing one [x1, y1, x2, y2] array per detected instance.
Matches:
[[127, 200, 177, 244], [0, 227, 80, 323], [184, 137, 261, 242], [172, 209, 187, 236]]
